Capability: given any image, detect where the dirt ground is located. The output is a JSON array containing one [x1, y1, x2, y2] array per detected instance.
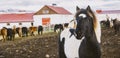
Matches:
[[0, 28, 120, 58], [101, 27, 120, 58]]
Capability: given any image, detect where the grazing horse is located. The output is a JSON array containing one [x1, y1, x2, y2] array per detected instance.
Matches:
[[100, 18, 110, 28], [7, 28, 14, 40], [111, 18, 120, 34], [16, 27, 22, 37], [54, 24, 64, 33], [29, 26, 37, 36], [59, 6, 101, 58], [22, 27, 28, 37], [38, 25, 43, 35], [1, 27, 7, 42], [1, 26, 16, 41]]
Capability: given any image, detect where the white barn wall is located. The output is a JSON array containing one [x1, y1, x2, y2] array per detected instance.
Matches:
[[0, 22, 32, 29], [33, 14, 74, 26]]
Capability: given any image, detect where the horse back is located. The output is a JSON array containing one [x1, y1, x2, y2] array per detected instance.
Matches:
[[1, 28, 7, 35], [38, 26, 43, 31]]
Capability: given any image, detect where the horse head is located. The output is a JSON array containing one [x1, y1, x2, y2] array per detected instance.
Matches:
[[75, 6, 98, 39]]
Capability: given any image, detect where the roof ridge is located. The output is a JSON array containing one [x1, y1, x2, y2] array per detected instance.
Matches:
[[45, 5, 72, 14]]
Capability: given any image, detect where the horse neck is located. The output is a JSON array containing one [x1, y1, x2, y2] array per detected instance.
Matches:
[[85, 24, 98, 44]]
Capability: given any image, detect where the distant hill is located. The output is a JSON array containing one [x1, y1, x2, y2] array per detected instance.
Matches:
[[0, 9, 35, 13]]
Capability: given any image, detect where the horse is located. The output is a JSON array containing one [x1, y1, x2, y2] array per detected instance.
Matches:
[[22, 27, 28, 37], [111, 18, 120, 34], [100, 18, 110, 28], [59, 6, 101, 58], [1, 27, 15, 41], [16, 27, 22, 37], [38, 25, 43, 35], [29, 26, 37, 36], [7, 28, 15, 40], [63, 23, 69, 28], [54, 24, 64, 33], [1, 27, 7, 42]]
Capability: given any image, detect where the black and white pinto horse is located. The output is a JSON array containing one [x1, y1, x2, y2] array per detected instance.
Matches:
[[59, 6, 101, 58]]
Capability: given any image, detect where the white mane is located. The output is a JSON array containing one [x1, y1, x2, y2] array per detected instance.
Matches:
[[68, 19, 76, 28], [94, 19, 101, 43]]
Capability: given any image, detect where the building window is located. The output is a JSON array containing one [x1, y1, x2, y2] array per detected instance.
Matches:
[[42, 10, 49, 14]]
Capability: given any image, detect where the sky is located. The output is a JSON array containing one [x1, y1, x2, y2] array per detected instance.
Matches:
[[0, 0, 120, 13]]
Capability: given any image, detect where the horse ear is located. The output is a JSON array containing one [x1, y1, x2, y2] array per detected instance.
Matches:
[[76, 6, 80, 11], [86, 5, 92, 13]]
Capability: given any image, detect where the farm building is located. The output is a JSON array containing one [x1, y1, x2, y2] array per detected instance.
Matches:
[[96, 10, 120, 21], [0, 13, 34, 29], [33, 5, 73, 27]]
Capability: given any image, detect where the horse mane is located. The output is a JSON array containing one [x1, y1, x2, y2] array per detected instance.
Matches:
[[87, 8, 97, 30], [88, 7, 101, 43], [68, 19, 76, 28]]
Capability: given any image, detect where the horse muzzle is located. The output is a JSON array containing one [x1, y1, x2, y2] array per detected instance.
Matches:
[[75, 30, 84, 39]]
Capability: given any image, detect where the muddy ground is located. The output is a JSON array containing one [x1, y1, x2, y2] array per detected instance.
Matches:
[[0, 28, 120, 58]]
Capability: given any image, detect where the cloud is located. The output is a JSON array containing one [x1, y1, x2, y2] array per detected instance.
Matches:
[[0, 0, 120, 13]]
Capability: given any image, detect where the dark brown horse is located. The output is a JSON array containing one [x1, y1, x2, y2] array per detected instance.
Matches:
[[38, 25, 43, 35], [100, 18, 110, 28], [54, 24, 64, 33], [112, 18, 120, 34]]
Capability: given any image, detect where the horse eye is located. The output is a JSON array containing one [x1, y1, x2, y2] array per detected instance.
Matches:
[[79, 14, 86, 18]]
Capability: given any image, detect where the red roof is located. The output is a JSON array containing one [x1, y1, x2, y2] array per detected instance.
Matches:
[[0, 13, 34, 23], [96, 10, 120, 14], [46, 5, 72, 14]]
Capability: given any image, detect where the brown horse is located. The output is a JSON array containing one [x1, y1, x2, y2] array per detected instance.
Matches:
[[29, 26, 37, 36], [1, 27, 7, 42], [16, 27, 22, 37]]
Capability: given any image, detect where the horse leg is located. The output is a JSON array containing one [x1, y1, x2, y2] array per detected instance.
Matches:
[[40, 31, 42, 35], [38, 30, 40, 35], [10, 34, 13, 41], [32, 32, 35, 36], [12, 34, 15, 41], [19, 32, 22, 37], [41, 31, 43, 35], [2, 35, 5, 42], [26, 31, 28, 37]]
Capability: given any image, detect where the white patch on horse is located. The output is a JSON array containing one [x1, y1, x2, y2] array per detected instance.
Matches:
[[79, 14, 87, 18], [94, 19, 101, 43], [60, 28, 84, 58]]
